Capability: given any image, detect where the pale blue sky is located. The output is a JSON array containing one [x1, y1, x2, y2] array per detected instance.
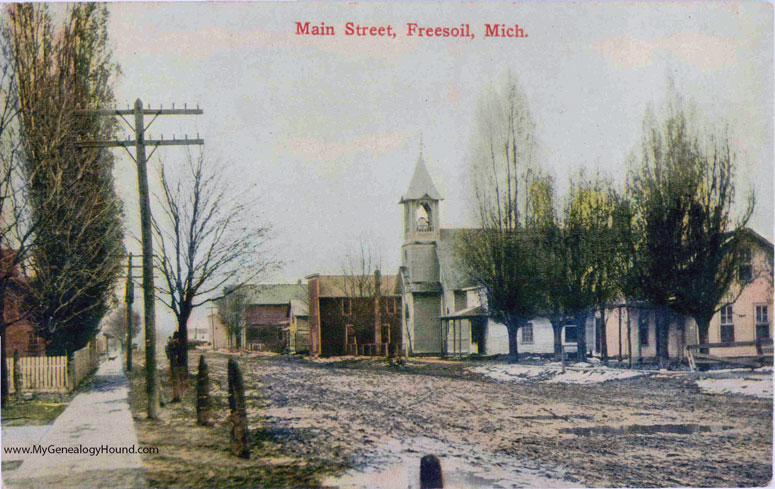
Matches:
[[101, 2, 773, 336]]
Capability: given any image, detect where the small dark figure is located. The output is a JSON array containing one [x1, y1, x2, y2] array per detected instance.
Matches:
[[420, 454, 444, 489]]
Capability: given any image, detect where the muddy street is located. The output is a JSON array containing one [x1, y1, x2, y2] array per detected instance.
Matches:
[[197, 352, 772, 488]]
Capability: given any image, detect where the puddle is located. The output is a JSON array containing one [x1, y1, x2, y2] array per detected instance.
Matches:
[[561, 424, 733, 437]]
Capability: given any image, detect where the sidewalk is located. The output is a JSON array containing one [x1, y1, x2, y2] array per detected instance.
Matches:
[[3, 356, 146, 489]]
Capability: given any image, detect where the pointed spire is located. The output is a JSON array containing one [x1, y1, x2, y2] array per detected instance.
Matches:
[[400, 150, 443, 203]]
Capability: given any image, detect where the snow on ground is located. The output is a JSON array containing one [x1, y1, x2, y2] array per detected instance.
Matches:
[[695, 376, 773, 399], [470, 363, 645, 384]]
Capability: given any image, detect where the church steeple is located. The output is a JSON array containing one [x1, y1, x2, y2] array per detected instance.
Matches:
[[400, 149, 442, 242], [400, 153, 443, 203]]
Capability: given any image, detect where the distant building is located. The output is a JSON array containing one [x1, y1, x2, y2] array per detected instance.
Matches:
[[2, 250, 44, 356], [307, 273, 402, 357], [242, 283, 308, 353], [287, 299, 310, 354], [602, 229, 774, 363]]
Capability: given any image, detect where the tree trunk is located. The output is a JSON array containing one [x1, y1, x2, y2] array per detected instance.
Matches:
[[696, 315, 711, 355], [625, 303, 632, 369], [655, 307, 670, 369], [506, 318, 519, 364], [599, 307, 608, 366], [550, 318, 563, 361], [478, 319, 487, 355], [178, 306, 192, 375], [574, 313, 587, 362]]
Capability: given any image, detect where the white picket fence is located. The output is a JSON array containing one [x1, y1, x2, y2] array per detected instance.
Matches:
[[6, 342, 99, 393]]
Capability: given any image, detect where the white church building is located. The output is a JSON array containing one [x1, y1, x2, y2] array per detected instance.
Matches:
[[397, 153, 586, 357]]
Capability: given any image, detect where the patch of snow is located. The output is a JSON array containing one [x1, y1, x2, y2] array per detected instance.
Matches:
[[695, 377, 773, 399], [470, 364, 644, 384]]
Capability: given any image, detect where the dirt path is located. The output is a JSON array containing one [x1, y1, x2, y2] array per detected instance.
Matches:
[[199, 352, 771, 488]]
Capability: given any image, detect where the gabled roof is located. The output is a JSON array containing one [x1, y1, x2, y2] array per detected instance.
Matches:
[[741, 228, 774, 255], [307, 274, 400, 298], [241, 283, 307, 305], [400, 155, 443, 203]]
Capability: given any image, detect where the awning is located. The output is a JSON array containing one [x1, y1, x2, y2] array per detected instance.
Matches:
[[440, 305, 487, 320]]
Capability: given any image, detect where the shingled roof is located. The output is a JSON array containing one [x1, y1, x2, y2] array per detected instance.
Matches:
[[400, 155, 443, 203], [242, 283, 307, 305]]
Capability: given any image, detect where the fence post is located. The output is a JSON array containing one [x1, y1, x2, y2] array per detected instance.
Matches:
[[228, 359, 250, 458], [196, 355, 211, 426], [67, 351, 75, 391], [12, 350, 20, 395], [561, 345, 566, 374], [420, 454, 443, 489]]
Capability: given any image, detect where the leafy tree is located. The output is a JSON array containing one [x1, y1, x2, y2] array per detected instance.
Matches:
[[567, 172, 623, 363], [7, 3, 123, 356], [456, 73, 544, 363], [628, 86, 753, 364]]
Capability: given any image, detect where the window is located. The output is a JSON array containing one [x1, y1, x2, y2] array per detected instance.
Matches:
[[28, 332, 39, 352], [639, 311, 650, 346], [564, 325, 577, 343], [756, 305, 770, 340], [341, 298, 352, 316], [738, 248, 752, 283], [384, 298, 397, 314], [720, 305, 735, 343], [522, 322, 534, 344]]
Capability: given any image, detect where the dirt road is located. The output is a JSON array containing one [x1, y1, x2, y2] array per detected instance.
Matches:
[[197, 352, 771, 488]]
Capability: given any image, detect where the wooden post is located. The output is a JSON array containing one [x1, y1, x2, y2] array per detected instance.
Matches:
[[228, 359, 250, 458], [420, 454, 443, 489], [134, 99, 159, 419], [561, 345, 566, 374], [196, 355, 211, 425], [75, 101, 203, 419], [618, 306, 622, 363], [374, 269, 382, 346], [12, 349, 20, 395], [67, 351, 75, 391], [125, 253, 134, 372]]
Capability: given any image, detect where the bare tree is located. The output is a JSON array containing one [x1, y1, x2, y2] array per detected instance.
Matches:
[[217, 290, 247, 350], [340, 240, 389, 298], [101, 303, 141, 346], [152, 149, 275, 374]]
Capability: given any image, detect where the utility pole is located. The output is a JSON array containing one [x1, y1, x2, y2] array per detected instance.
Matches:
[[207, 305, 217, 350], [76, 98, 203, 419], [125, 253, 135, 372]]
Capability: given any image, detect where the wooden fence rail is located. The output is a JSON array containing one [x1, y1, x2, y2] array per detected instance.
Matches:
[[5, 342, 99, 394], [686, 339, 773, 371]]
